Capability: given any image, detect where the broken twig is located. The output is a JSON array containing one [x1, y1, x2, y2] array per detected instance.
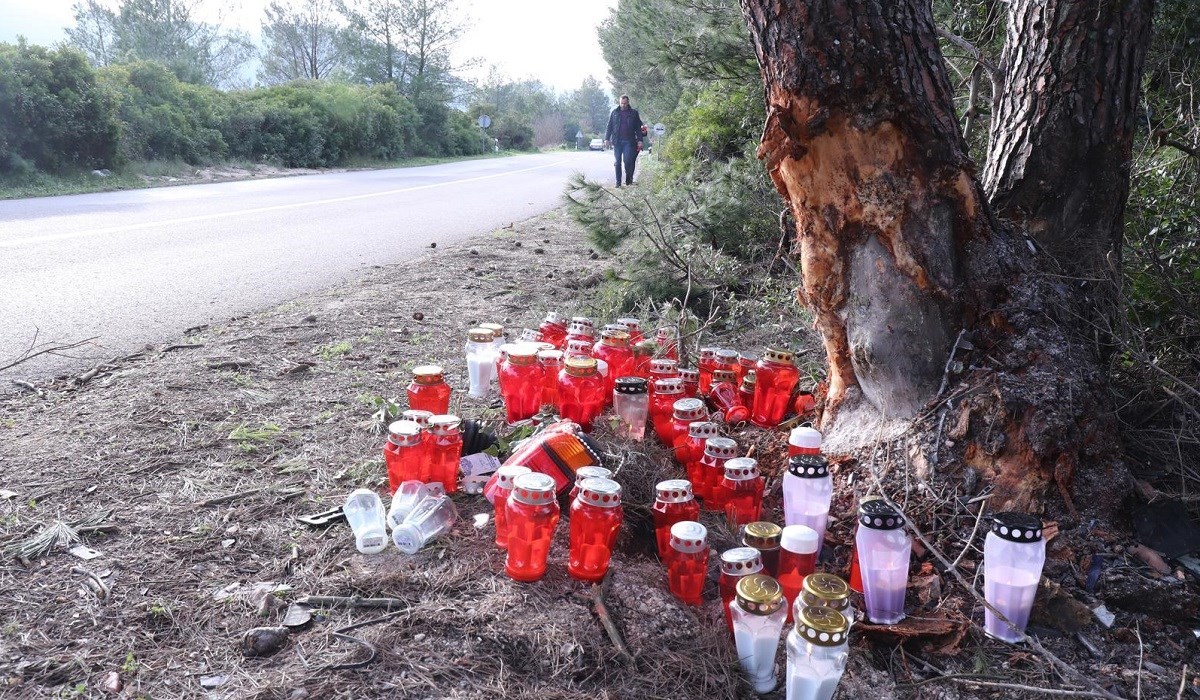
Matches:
[[572, 575, 635, 665]]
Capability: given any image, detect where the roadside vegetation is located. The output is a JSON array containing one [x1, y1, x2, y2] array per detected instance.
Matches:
[[0, 0, 615, 197]]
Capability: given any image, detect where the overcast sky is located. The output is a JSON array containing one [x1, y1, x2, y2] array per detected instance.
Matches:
[[0, 0, 617, 93]]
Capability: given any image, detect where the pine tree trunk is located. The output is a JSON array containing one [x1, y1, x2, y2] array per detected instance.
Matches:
[[985, 0, 1154, 339], [740, 0, 1151, 515]]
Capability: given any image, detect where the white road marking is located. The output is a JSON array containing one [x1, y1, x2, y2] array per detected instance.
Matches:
[[0, 159, 569, 249]]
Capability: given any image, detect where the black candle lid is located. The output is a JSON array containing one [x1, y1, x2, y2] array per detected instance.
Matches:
[[614, 376, 648, 395], [859, 499, 903, 530], [787, 454, 829, 478], [991, 512, 1043, 543]]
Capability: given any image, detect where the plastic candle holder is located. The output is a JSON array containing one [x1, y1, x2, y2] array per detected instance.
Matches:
[[730, 574, 787, 694], [777, 525, 819, 623], [699, 437, 739, 507], [983, 512, 1046, 643], [719, 457, 764, 529], [427, 415, 463, 493], [786, 605, 850, 700], [856, 499, 911, 625], [742, 521, 783, 578], [499, 344, 545, 425], [652, 480, 700, 560], [384, 420, 425, 492], [719, 547, 764, 633], [613, 377, 649, 441], [667, 521, 708, 605], [491, 465, 532, 549], [567, 477, 624, 583], [407, 365, 451, 415], [782, 454, 833, 558], [751, 348, 799, 428], [504, 473, 560, 582]]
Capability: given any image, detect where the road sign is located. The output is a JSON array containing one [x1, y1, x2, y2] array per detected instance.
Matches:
[[653, 122, 666, 136], [576, 130, 584, 139], [477, 115, 492, 129]]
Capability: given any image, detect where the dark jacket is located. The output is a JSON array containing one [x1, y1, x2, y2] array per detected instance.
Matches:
[[605, 106, 644, 144]]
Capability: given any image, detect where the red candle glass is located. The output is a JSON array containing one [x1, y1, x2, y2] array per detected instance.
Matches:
[[738, 372, 756, 407], [504, 472, 560, 582], [384, 419, 425, 493], [667, 521, 708, 606], [568, 466, 613, 503], [558, 357, 605, 431], [649, 377, 684, 444], [648, 358, 681, 396], [593, 330, 634, 403], [736, 351, 759, 385], [616, 316, 644, 344], [652, 479, 700, 560], [719, 457, 764, 528], [427, 414, 462, 493], [788, 425, 822, 458], [718, 547, 764, 632], [401, 409, 433, 427], [539, 312, 569, 349], [679, 368, 699, 399], [699, 437, 739, 508], [708, 370, 750, 424], [751, 348, 800, 428], [697, 347, 718, 395], [714, 348, 739, 378], [492, 464, 532, 548], [778, 524, 820, 623], [682, 421, 720, 489], [655, 327, 679, 361], [568, 477, 623, 583], [538, 349, 564, 410], [742, 521, 783, 578], [566, 318, 595, 346], [632, 340, 655, 378], [668, 398, 708, 457], [407, 365, 451, 414], [499, 344, 545, 425]]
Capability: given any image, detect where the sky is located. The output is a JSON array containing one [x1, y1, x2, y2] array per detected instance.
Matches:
[[0, 0, 617, 94]]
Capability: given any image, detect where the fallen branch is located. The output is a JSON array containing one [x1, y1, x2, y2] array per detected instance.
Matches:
[[322, 608, 410, 671], [71, 566, 110, 600], [571, 575, 635, 665], [162, 343, 204, 353], [299, 595, 407, 609], [0, 333, 99, 373]]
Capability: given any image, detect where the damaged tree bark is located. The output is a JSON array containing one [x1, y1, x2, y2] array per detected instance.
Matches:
[[739, 0, 1152, 515]]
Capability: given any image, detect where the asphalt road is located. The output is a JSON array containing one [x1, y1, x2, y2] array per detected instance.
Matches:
[[0, 151, 616, 382]]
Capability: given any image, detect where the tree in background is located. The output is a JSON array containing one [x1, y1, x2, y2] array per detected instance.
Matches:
[[395, 0, 466, 101], [66, 0, 254, 87], [259, 0, 344, 83], [569, 76, 611, 135], [338, 0, 406, 85]]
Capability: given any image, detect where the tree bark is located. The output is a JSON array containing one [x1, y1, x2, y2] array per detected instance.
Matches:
[[740, 0, 1149, 515], [985, 0, 1154, 337]]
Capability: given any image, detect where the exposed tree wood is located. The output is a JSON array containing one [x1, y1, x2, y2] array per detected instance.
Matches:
[[739, 0, 1149, 515]]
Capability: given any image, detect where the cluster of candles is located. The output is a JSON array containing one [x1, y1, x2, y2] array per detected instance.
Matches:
[[359, 312, 1050, 698], [342, 482, 458, 555]]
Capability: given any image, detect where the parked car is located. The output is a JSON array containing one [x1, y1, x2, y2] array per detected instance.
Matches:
[[589, 138, 605, 151]]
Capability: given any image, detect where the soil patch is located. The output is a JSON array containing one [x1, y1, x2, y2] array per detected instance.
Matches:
[[0, 208, 1194, 699]]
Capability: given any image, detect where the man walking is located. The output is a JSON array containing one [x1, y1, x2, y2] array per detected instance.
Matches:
[[604, 95, 644, 187]]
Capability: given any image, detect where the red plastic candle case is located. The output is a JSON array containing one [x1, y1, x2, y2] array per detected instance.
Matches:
[[680, 421, 720, 488], [557, 358, 605, 432], [427, 415, 462, 493], [492, 465, 532, 549], [407, 365, 451, 415], [567, 478, 623, 583], [538, 350, 564, 410], [777, 551, 817, 624], [652, 480, 699, 560], [617, 317, 644, 344], [669, 398, 708, 462], [655, 329, 679, 361], [539, 313, 569, 349], [679, 369, 700, 399], [647, 359, 681, 400], [714, 349, 739, 382], [632, 341, 655, 378], [649, 379, 684, 445], [742, 521, 784, 578], [718, 547, 764, 633], [499, 348, 545, 425], [699, 437, 739, 508], [568, 466, 613, 503], [708, 372, 750, 424], [697, 348, 718, 395], [504, 473, 561, 582], [592, 331, 634, 404], [736, 352, 758, 384], [384, 420, 426, 493], [718, 457, 764, 528], [667, 521, 708, 606], [565, 320, 595, 347], [738, 374, 756, 407], [751, 348, 800, 428]]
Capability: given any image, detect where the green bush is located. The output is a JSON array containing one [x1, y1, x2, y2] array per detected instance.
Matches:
[[0, 41, 120, 173]]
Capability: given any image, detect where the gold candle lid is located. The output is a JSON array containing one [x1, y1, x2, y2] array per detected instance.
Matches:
[[763, 347, 794, 363], [412, 365, 445, 384], [794, 605, 849, 646], [479, 322, 504, 338], [467, 327, 493, 342], [599, 330, 631, 347], [742, 521, 782, 550], [564, 357, 598, 376], [801, 573, 850, 607], [735, 574, 784, 615]]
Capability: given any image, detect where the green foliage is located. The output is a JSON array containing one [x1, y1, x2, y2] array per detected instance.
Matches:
[[99, 61, 228, 164], [491, 113, 535, 151], [0, 41, 120, 173]]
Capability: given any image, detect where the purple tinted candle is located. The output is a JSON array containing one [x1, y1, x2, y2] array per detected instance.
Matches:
[[983, 512, 1046, 643], [855, 499, 911, 625]]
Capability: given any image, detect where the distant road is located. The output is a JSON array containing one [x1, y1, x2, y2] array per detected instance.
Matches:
[[0, 151, 614, 382]]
